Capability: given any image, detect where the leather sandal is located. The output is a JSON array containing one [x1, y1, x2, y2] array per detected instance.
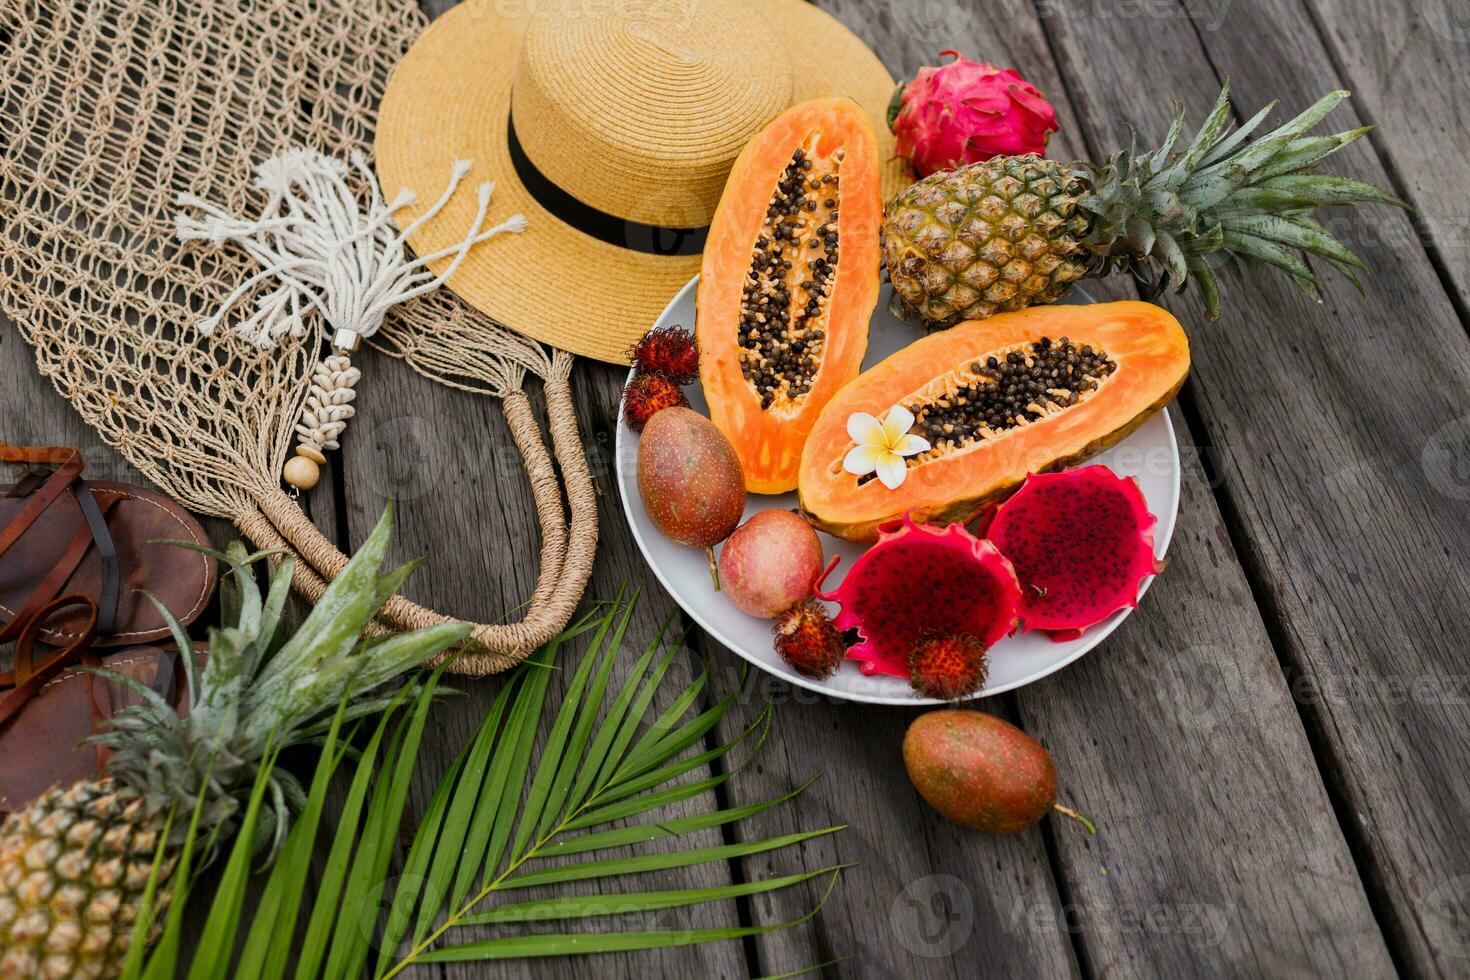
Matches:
[[0, 593, 195, 813], [0, 444, 217, 649]]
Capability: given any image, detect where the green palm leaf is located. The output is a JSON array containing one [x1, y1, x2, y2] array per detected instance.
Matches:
[[239, 704, 354, 980], [539, 774, 821, 857], [155, 591, 841, 974], [187, 738, 282, 980], [419, 869, 841, 963], [460, 866, 847, 926]]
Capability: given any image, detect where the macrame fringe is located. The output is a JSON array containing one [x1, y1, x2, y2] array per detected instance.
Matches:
[[176, 148, 527, 484]]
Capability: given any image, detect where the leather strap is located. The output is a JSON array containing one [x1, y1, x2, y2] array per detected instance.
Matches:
[[0, 444, 122, 643], [5, 471, 47, 499], [0, 445, 83, 558], [0, 595, 111, 815], [72, 480, 119, 635], [0, 594, 99, 733]]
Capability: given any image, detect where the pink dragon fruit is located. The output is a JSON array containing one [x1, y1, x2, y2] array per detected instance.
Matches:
[[985, 466, 1165, 642], [816, 515, 1021, 677], [888, 51, 1059, 177]]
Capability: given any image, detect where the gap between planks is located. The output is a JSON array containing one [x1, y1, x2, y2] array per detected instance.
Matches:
[[1033, 0, 1470, 975], [1029, 2, 1404, 971]]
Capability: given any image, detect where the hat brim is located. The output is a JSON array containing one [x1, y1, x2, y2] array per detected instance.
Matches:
[[375, 0, 909, 364]]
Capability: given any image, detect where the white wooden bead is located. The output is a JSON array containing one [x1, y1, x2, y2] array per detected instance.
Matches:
[[283, 455, 321, 490]]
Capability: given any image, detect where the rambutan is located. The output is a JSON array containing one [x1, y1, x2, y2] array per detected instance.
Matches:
[[628, 324, 700, 384], [622, 373, 689, 433], [907, 632, 990, 700], [773, 602, 847, 679]]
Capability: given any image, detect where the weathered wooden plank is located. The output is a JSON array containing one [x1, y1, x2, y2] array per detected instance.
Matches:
[[692, 1, 1394, 977], [1034, 0, 1470, 973], [702, 665, 1082, 978], [1016, 417, 1393, 977], [337, 352, 752, 978], [1304, 0, 1470, 311]]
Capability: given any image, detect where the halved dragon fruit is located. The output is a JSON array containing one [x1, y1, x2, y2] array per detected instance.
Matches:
[[816, 515, 1021, 677], [986, 465, 1164, 641]]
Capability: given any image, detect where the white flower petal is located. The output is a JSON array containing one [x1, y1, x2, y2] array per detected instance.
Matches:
[[882, 406, 915, 444], [843, 443, 885, 476], [892, 433, 931, 457], [846, 412, 885, 446], [875, 451, 908, 490]]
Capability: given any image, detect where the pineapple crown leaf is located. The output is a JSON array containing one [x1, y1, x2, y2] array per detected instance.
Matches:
[[1081, 83, 1408, 318], [83, 665, 178, 720], [1198, 99, 1276, 168], [137, 587, 200, 699], [1152, 84, 1235, 190], [90, 502, 469, 851]]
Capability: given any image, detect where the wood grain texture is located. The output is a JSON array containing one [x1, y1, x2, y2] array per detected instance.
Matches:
[[1015, 415, 1392, 978], [703, 664, 1082, 978], [1033, 0, 1470, 974], [1302, 0, 1470, 312]]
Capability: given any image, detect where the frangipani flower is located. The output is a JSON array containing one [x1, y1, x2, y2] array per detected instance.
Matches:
[[844, 406, 931, 490]]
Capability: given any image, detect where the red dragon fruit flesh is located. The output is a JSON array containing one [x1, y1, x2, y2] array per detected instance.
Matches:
[[888, 50, 1058, 177], [816, 515, 1021, 678], [986, 466, 1165, 641]]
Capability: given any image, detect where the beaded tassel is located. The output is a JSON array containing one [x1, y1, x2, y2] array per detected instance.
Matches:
[[176, 148, 526, 489]]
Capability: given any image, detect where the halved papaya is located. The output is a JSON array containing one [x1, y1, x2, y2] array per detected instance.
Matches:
[[799, 301, 1190, 541], [698, 97, 881, 494]]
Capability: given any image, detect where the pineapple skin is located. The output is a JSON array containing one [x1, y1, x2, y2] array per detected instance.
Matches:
[[883, 154, 1092, 328], [0, 512, 466, 977], [0, 779, 171, 980]]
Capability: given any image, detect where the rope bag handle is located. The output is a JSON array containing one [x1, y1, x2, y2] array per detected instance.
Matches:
[[238, 373, 598, 675]]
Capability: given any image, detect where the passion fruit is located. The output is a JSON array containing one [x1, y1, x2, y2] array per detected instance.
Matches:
[[636, 407, 746, 587], [718, 510, 823, 618], [903, 710, 1093, 834]]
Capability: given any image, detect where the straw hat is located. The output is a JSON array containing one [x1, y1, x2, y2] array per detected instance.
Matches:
[[375, 0, 909, 364]]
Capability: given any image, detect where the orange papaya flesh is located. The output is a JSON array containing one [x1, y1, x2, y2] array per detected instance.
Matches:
[[799, 301, 1190, 541], [698, 97, 881, 494]]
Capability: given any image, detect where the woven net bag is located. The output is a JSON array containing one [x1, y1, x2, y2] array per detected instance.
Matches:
[[0, 0, 597, 674]]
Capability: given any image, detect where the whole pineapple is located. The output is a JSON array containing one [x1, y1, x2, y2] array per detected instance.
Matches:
[[884, 84, 1407, 328], [0, 506, 468, 978]]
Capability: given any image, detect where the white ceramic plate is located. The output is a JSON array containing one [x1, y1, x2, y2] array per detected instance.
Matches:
[[617, 276, 1180, 705]]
